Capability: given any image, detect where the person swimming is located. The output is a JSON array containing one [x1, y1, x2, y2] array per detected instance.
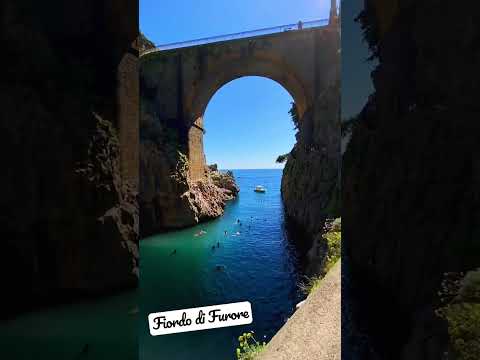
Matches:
[[211, 245, 216, 251], [224, 230, 228, 236], [170, 249, 177, 256], [217, 241, 220, 248]]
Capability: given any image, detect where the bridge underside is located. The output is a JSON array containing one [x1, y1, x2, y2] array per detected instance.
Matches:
[[141, 24, 338, 178], [139, 22, 340, 234]]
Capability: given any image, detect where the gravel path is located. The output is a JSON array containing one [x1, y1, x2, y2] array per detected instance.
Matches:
[[257, 261, 341, 360]]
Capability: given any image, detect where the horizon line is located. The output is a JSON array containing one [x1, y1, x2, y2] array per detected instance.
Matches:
[[219, 167, 284, 170]]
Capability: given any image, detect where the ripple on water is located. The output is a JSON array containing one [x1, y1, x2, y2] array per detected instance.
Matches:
[[140, 169, 305, 360]]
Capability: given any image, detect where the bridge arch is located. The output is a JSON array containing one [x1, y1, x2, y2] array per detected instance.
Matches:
[[183, 54, 310, 179], [139, 19, 340, 235], [140, 23, 338, 181], [188, 56, 310, 123]]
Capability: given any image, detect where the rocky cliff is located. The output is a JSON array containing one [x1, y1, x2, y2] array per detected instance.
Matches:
[[0, 0, 139, 318], [139, 119, 239, 236], [343, 1, 480, 358], [139, 38, 239, 237], [281, 25, 341, 276]]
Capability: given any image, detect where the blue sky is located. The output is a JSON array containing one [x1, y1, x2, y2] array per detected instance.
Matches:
[[140, 1, 331, 45], [203, 77, 296, 169], [140, 0, 332, 169]]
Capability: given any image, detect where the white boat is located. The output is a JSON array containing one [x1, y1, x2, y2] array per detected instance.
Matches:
[[254, 185, 266, 193]]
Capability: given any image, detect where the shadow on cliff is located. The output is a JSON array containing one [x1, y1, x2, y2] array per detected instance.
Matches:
[[342, 1, 480, 359], [0, 0, 140, 319]]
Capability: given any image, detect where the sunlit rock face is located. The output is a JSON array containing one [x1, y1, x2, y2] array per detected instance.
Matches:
[[139, 115, 240, 235], [343, 1, 480, 358], [0, 0, 139, 318]]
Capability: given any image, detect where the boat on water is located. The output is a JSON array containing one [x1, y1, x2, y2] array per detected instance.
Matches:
[[254, 185, 266, 193]]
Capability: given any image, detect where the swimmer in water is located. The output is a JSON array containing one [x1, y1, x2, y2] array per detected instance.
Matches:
[[217, 241, 220, 248], [224, 230, 228, 236], [170, 249, 177, 256]]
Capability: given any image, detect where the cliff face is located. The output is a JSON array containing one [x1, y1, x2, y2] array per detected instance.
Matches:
[[281, 26, 341, 276], [139, 39, 239, 237], [139, 118, 239, 236], [343, 1, 480, 358], [0, 0, 139, 318]]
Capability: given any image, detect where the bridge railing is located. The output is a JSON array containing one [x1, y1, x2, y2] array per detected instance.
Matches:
[[143, 18, 329, 54]]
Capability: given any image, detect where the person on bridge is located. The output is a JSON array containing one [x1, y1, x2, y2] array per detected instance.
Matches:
[[298, 20, 303, 30]]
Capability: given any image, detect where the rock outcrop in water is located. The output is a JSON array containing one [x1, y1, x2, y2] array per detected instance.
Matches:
[[0, 0, 139, 318], [140, 124, 240, 236], [343, 1, 480, 358]]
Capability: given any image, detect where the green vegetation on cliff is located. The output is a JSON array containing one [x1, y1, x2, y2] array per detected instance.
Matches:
[[436, 269, 480, 360], [300, 218, 341, 295], [235, 331, 266, 360], [288, 102, 299, 130], [275, 153, 289, 164]]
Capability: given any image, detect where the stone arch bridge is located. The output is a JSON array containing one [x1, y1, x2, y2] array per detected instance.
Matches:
[[139, 14, 339, 235]]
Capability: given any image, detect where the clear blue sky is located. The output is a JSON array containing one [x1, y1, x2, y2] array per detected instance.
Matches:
[[203, 77, 295, 169], [140, 1, 332, 169], [140, 1, 331, 45]]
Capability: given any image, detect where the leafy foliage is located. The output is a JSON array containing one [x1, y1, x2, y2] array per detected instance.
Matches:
[[436, 269, 480, 360], [355, 4, 380, 60], [288, 102, 299, 130], [299, 274, 323, 295], [170, 151, 189, 184], [299, 218, 341, 295], [276, 153, 289, 164], [236, 331, 266, 360], [274, 102, 299, 163]]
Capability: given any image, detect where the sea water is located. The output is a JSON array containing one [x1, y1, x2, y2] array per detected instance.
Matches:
[[140, 169, 304, 360], [0, 169, 304, 360]]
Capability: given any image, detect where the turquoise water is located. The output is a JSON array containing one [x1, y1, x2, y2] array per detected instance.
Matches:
[[140, 168, 304, 360], [0, 291, 138, 359]]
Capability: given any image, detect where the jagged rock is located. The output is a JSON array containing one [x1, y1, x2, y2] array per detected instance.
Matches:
[[208, 163, 218, 172], [138, 32, 156, 54], [139, 141, 239, 236], [210, 168, 240, 197]]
